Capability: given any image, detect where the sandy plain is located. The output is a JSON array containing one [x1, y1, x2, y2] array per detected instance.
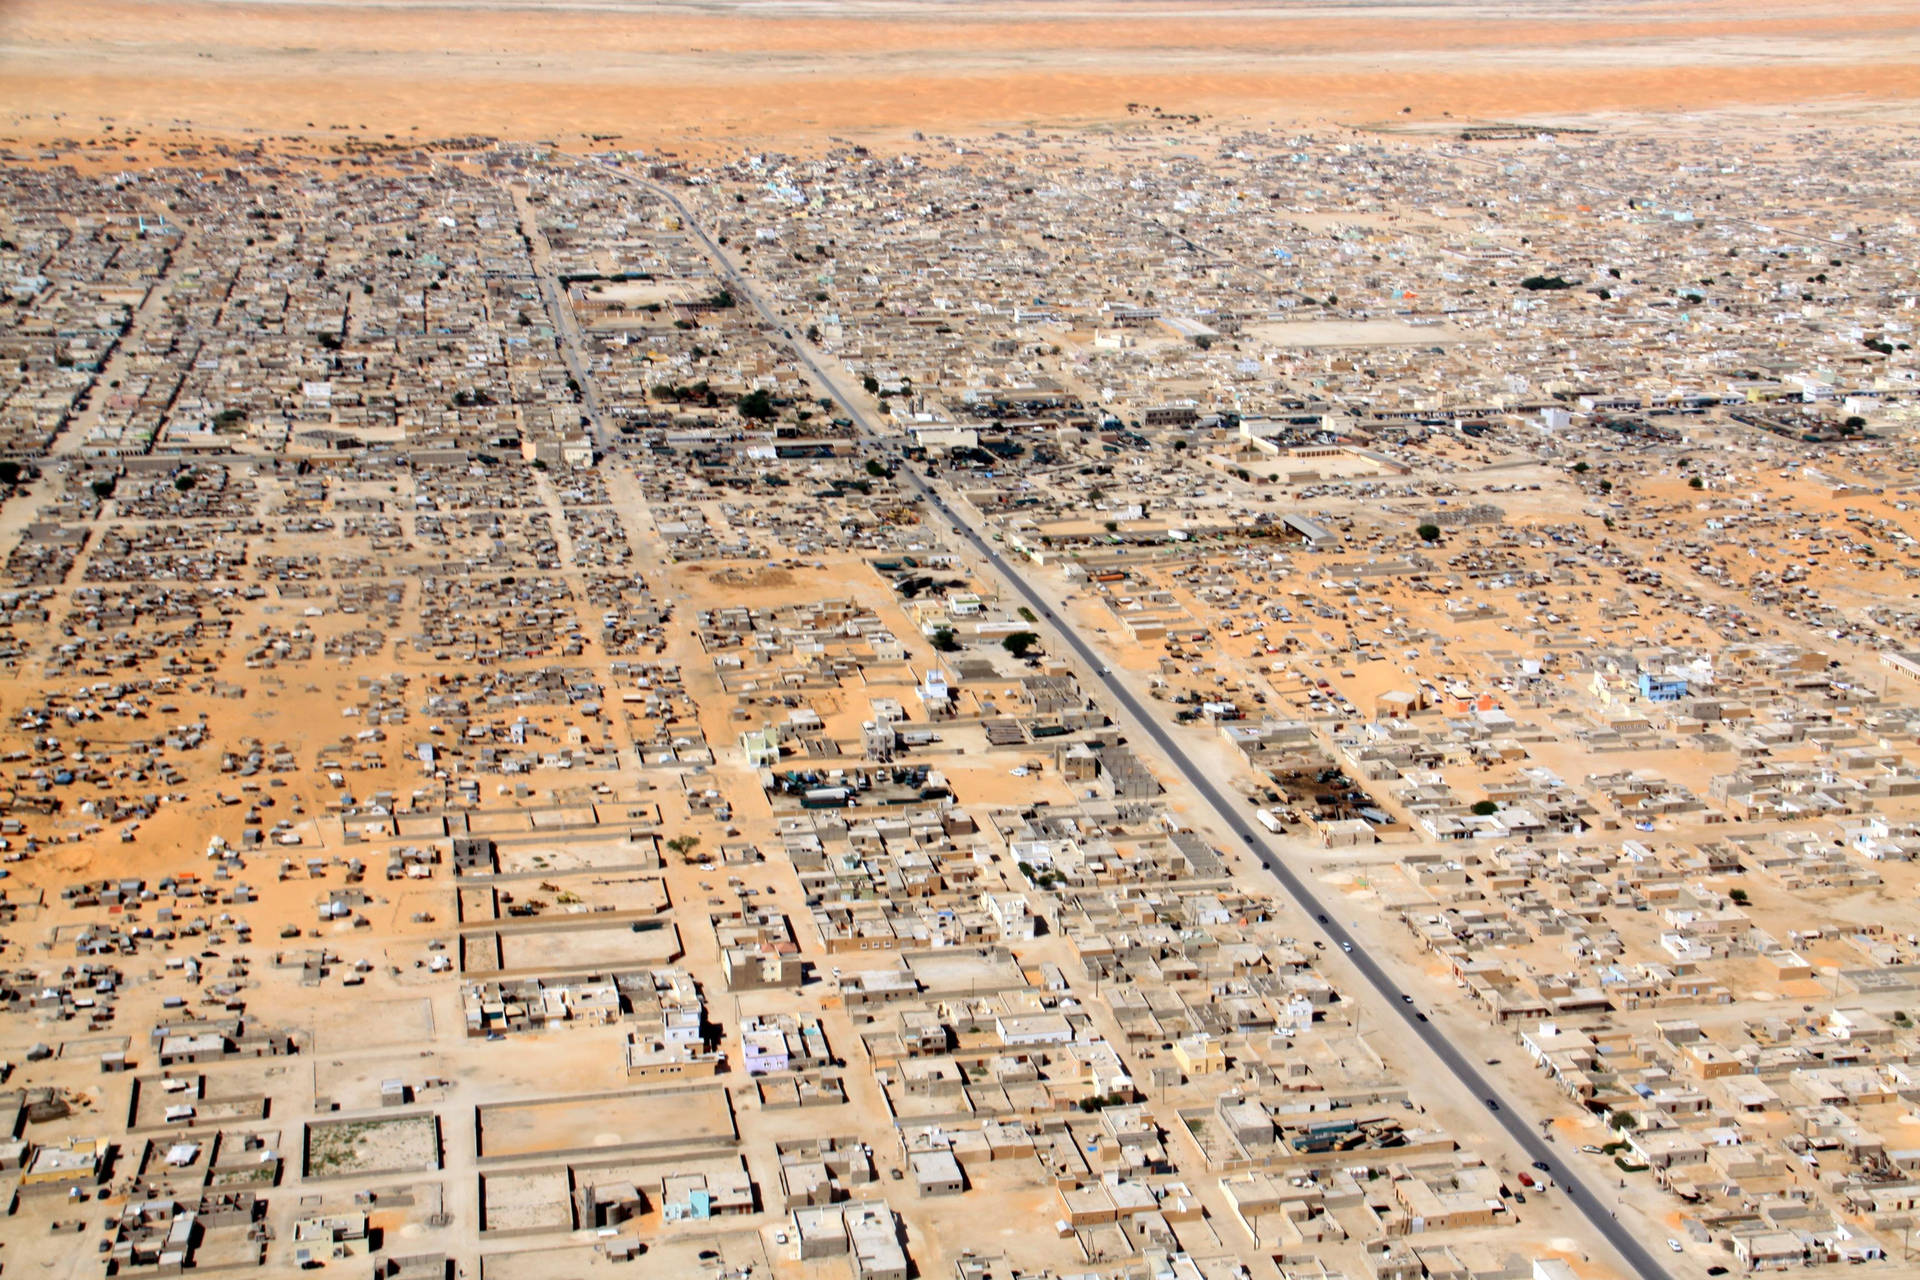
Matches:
[[3, 0, 1920, 152]]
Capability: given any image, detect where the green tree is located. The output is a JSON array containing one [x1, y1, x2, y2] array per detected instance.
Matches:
[[737, 389, 775, 421], [1417, 523, 1441, 543], [862, 374, 880, 395], [0, 461, 20, 486], [1470, 800, 1499, 816], [666, 834, 702, 864], [931, 626, 960, 653], [1002, 632, 1040, 659]]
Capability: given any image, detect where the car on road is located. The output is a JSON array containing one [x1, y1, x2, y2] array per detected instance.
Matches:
[[1667, 1240, 1682, 1253], [1400, 994, 1413, 1004], [1484, 1098, 1500, 1111], [1415, 1012, 1428, 1022], [1316, 914, 1328, 924], [1512, 1191, 1526, 1203], [1531, 1161, 1550, 1172], [1340, 942, 1352, 952]]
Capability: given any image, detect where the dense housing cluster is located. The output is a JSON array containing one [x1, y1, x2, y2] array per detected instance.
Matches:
[[0, 114, 1916, 1280]]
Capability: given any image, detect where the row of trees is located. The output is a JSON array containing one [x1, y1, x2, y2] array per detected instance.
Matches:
[[931, 627, 1040, 658]]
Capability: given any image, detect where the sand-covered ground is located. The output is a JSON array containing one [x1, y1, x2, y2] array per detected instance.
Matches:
[[4, 0, 1920, 150]]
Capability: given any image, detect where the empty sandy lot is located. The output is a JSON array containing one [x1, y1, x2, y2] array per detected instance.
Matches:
[[477, 1085, 734, 1160], [1249, 319, 1469, 348]]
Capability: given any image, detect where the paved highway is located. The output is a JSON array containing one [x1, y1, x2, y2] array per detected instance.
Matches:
[[619, 165, 1670, 1280], [508, 181, 615, 453], [897, 505, 1669, 1280]]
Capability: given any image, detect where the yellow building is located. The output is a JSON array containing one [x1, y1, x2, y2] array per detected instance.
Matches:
[[1172, 1033, 1226, 1076], [22, 1136, 101, 1189], [1589, 668, 1631, 709]]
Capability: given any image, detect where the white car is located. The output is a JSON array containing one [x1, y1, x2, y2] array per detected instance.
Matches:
[[1667, 1239, 1682, 1253]]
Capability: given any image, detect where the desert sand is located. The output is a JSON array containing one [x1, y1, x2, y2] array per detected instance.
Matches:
[[4, 0, 1920, 150]]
